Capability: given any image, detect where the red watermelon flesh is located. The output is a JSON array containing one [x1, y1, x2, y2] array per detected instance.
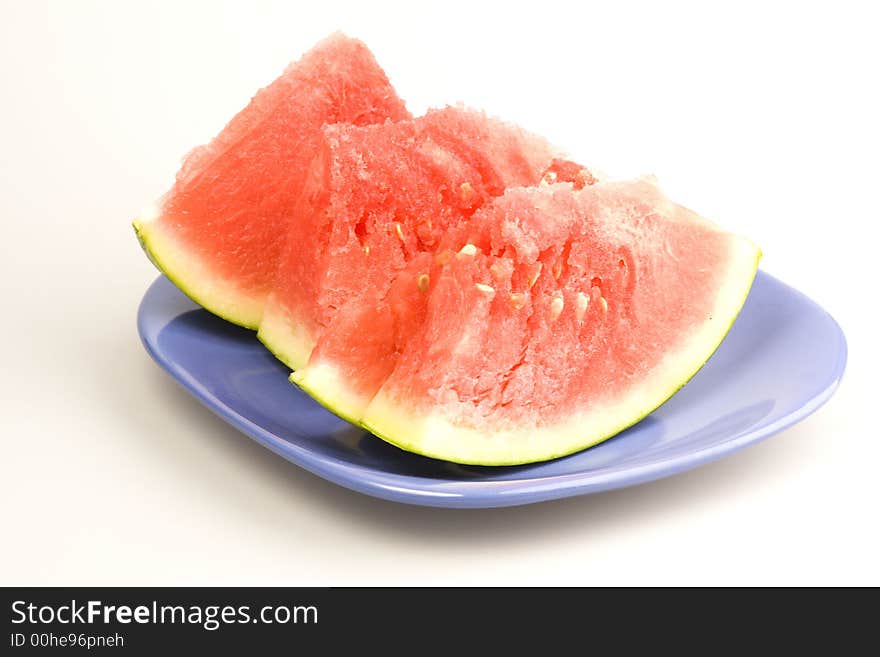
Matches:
[[340, 179, 760, 465], [133, 34, 410, 328], [257, 106, 567, 373], [293, 160, 597, 419]]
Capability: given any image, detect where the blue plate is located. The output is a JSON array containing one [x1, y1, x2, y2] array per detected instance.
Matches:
[[137, 272, 846, 508]]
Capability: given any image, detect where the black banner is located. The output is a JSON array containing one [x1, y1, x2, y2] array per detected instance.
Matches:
[[2, 587, 594, 652], [1, 587, 867, 652]]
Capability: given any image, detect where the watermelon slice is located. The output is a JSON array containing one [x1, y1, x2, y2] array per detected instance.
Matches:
[[297, 178, 760, 465], [257, 106, 571, 372], [130, 32, 759, 466], [133, 34, 410, 328]]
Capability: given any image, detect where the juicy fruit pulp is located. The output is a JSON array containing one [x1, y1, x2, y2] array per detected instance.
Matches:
[[257, 106, 565, 373], [298, 179, 760, 464], [133, 33, 410, 328], [133, 33, 761, 466]]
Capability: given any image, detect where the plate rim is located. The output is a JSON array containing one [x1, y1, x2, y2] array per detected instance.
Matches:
[[137, 271, 847, 508]]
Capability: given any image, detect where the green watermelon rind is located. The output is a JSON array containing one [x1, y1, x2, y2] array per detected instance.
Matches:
[[297, 237, 761, 466], [133, 215, 263, 330]]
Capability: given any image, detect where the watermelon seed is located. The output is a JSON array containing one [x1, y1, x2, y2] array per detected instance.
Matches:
[[509, 293, 526, 310], [550, 295, 564, 321], [575, 292, 589, 321], [475, 283, 495, 294], [552, 262, 563, 280], [417, 274, 430, 293], [577, 169, 597, 187], [459, 243, 477, 256], [527, 263, 543, 288], [600, 297, 609, 313], [363, 245, 370, 255], [460, 181, 475, 201], [439, 388, 459, 404], [540, 170, 558, 186], [394, 222, 405, 242]]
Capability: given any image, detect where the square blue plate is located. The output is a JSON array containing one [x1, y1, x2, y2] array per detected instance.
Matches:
[[137, 271, 846, 508]]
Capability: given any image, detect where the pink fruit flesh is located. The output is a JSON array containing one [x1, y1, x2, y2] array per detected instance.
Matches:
[[264, 106, 578, 375], [374, 179, 741, 429], [151, 34, 410, 302]]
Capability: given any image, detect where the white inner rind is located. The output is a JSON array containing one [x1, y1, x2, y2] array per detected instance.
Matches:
[[134, 213, 264, 329], [352, 236, 761, 465], [290, 362, 371, 426], [258, 300, 317, 371]]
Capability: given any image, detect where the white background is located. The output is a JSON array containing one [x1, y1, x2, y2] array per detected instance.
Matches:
[[1, 0, 877, 585]]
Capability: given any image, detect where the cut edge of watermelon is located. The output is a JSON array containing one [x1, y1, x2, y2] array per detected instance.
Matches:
[[290, 363, 370, 427], [358, 237, 761, 465], [133, 211, 263, 330], [257, 300, 316, 371]]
